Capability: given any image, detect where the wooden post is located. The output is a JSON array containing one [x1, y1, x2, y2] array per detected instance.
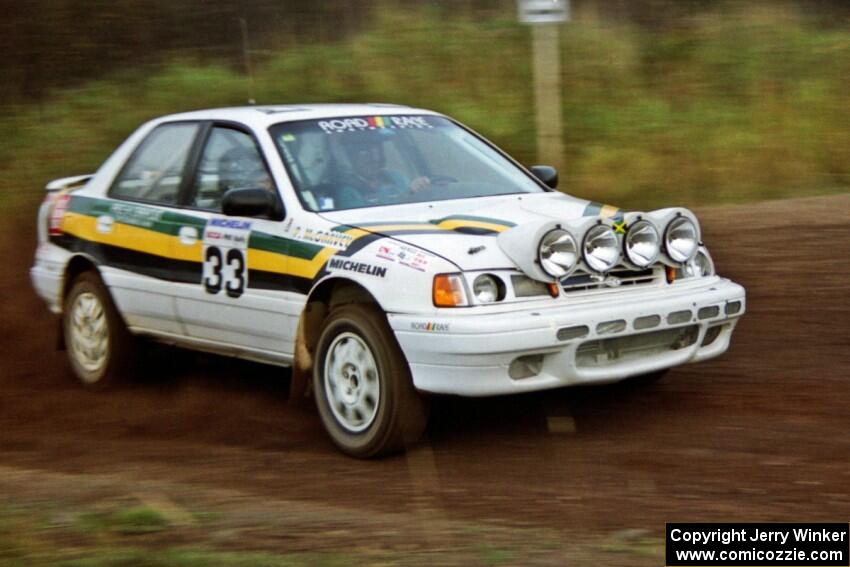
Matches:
[[530, 23, 564, 171]]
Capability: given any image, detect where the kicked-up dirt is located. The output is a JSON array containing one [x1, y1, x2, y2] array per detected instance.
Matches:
[[1, 194, 849, 563]]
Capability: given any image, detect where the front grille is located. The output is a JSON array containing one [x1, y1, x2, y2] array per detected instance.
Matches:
[[560, 266, 660, 293]]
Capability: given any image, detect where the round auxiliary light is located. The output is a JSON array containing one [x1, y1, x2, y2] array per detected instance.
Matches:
[[583, 224, 620, 273], [682, 249, 714, 278], [538, 229, 578, 278], [624, 219, 660, 268], [472, 274, 503, 303], [665, 216, 699, 263]]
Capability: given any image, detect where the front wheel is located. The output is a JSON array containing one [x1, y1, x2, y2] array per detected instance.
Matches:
[[313, 304, 428, 458]]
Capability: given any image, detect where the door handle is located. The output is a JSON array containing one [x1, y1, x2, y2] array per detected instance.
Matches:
[[178, 226, 198, 245]]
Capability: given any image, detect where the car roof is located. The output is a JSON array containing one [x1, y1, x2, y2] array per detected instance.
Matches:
[[156, 103, 442, 130]]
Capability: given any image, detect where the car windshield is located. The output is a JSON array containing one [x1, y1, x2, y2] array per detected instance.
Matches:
[[269, 115, 545, 212]]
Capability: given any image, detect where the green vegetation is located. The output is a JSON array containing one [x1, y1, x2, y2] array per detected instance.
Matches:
[[1, 5, 848, 214], [76, 506, 170, 535]]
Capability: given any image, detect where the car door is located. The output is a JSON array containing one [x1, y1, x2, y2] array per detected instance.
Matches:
[[97, 121, 204, 335], [171, 123, 298, 357]]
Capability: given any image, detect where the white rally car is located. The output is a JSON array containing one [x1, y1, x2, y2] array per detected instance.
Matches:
[[31, 104, 745, 457]]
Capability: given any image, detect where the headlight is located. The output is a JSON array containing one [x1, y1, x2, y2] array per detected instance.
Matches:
[[624, 220, 660, 268], [472, 274, 505, 303], [680, 249, 714, 278], [583, 224, 620, 272], [538, 229, 578, 278], [665, 216, 699, 263]]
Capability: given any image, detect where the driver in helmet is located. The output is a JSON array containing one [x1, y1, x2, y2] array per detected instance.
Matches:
[[333, 132, 431, 209]]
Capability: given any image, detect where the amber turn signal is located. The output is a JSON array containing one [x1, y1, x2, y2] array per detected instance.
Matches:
[[433, 274, 467, 307]]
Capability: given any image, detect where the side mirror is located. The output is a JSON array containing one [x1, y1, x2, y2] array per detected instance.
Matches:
[[529, 165, 558, 189], [221, 188, 281, 219]]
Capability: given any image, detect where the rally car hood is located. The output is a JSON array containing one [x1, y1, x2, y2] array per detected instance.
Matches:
[[318, 191, 609, 271]]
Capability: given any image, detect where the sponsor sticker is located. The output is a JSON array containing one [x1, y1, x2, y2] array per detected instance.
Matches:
[[204, 218, 252, 248], [318, 115, 434, 134], [95, 215, 114, 234], [376, 244, 396, 262], [328, 257, 387, 278], [375, 242, 432, 271], [410, 322, 449, 332], [202, 218, 252, 298], [110, 202, 163, 229], [287, 225, 353, 250]]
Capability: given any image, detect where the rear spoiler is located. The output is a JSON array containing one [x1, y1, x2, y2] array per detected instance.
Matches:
[[45, 174, 93, 193]]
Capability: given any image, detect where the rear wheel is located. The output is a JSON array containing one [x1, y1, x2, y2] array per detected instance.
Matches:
[[63, 271, 136, 388], [313, 304, 428, 458]]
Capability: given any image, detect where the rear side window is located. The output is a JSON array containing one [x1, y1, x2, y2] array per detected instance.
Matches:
[[110, 123, 199, 204]]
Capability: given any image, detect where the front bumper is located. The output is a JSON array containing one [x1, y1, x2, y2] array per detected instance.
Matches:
[[389, 276, 745, 396]]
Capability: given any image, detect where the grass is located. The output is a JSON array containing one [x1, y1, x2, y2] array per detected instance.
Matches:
[[1, 5, 849, 215], [0, 504, 357, 567], [76, 507, 170, 536], [52, 549, 357, 567], [0, 496, 672, 566]]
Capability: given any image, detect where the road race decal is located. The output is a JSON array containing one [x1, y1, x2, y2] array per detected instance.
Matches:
[[410, 322, 449, 332], [203, 218, 251, 298], [317, 115, 434, 134]]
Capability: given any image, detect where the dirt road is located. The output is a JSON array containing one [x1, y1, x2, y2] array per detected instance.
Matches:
[[1, 195, 849, 560]]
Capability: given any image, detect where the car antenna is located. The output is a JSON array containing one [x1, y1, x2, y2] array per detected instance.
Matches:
[[240, 17, 257, 105]]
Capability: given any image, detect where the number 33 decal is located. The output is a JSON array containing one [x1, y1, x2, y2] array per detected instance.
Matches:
[[203, 246, 246, 298]]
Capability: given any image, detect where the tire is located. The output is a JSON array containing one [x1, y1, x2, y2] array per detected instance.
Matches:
[[63, 271, 137, 389], [313, 303, 428, 458]]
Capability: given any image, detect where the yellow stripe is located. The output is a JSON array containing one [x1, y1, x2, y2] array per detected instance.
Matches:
[[600, 204, 620, 219], [248, 247, 338, 279], [435, 219, 510, 233], [61, 211, 203, 262], [347, 221, 509, 234]]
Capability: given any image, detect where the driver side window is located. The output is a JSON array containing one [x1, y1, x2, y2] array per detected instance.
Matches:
[[189, 127, 274, 212]]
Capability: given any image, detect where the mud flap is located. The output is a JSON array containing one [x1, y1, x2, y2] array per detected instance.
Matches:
[[288, 314, 313, 405]]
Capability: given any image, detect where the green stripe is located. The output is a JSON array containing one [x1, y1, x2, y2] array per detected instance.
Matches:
[[249, 231, 323, 260], [69, 196, 206, 235], [69, 196, 325, 260], [67, 195, 109, 216]]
